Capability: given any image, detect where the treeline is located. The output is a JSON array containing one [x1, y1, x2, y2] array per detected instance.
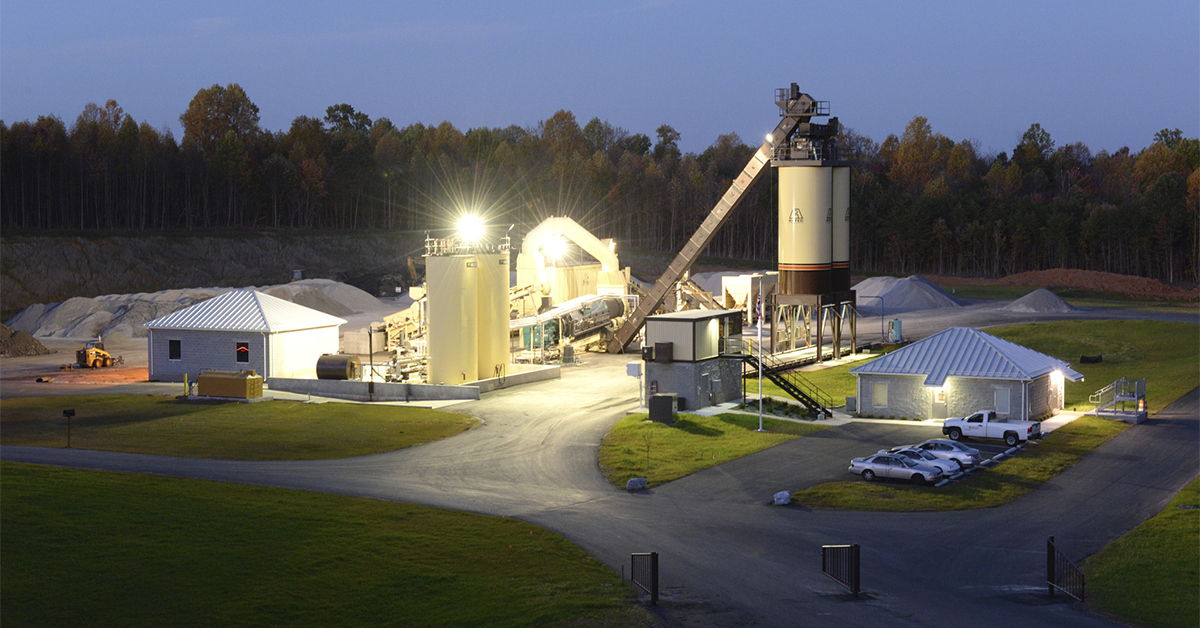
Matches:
[[3, 83, 1197, 283]]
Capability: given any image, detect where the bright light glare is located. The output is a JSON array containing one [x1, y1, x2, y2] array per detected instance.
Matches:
[[544, 236, 567, 260], [765, 133, 773, 143], [457, 215, 485, 242]]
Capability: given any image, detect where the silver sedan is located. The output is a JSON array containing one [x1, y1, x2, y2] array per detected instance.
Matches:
[[915, 439, 982, 467], [883, 446, 962, 475], [849, 453, 944, 485]]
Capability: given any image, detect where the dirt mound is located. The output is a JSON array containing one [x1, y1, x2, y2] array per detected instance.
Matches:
[[929, 269, 1198, 300], [0, 323, 55, 357], [1003, 288, 1078, 313], [6, 279, 384, 340], [853, 275, 961, 313]]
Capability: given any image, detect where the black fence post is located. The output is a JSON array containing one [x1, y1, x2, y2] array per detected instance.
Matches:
[[821, 544, 860, 596], [1047, 535, 1085, 602], [630, 552, 659, 605], [1047, 536, 1055, 598]]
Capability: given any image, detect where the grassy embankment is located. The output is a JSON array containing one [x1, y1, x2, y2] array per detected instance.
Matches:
[[783, 319, 1196, 510], [934, 283, 1198, 315], [1085, 478, 1199, 628], [599, 413, 828, 488], [0, 462, 653, 628], [0, 394, 478, 460]]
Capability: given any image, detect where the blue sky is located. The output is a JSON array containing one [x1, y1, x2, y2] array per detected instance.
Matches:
[[3, 1, 1197, 156]]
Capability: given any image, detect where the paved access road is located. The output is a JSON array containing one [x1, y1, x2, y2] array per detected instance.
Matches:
[[5, 353, 1196, 628]]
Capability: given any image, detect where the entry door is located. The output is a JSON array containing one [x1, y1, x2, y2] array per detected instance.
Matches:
[[931, 388, 948, 420]]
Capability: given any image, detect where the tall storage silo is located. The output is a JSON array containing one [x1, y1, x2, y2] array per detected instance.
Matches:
[[831, 166, 852, 292], [476, 251, 511, 380], [778, 166, 832, 295], [426, 255, 478, 385]]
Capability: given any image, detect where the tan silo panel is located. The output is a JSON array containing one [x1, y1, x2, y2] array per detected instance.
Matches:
[[476, 251, 511, 380], [426, 255, 478, 385], [831, 166, 851, 292], [778, 166, 832, 294]]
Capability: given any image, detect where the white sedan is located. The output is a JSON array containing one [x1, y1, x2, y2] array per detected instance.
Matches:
[[915, 439, 982, 467], [883, 446, 962, 475], [849, 453, 944, 485]]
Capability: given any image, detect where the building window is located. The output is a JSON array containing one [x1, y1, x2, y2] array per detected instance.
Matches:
[[873, 382, 888, 408], [168, 339, 181, 361], [236, 342, 250, 363], [995, 388, 1011, 414], [934, 388, 946, 404]]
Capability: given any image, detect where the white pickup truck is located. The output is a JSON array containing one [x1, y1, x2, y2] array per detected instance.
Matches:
[[942, 410, 1041, 447]]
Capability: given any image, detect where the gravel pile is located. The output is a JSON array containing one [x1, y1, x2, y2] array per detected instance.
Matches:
[[853, 275, 961, 313], [6, 280, 383, 340], [0, 323, 55, 357], [1003, 288, 1078, 313]]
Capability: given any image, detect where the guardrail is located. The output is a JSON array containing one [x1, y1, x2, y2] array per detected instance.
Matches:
[[821, 544, 861, 596], [1047, 536, 1085, 602], [631, 552, 659, 605]]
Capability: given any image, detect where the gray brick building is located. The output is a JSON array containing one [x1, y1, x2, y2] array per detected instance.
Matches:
[[144, 289, 345, 383], [643, 309, 745, 411], [849, 327, 1082, 421]]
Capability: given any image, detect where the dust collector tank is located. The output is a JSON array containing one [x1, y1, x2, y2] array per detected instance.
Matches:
[[426, 255, 479, 384], [778, 166, 833, 295], [831, 166, 851, 292], [475, 251, 511, 381], [316, 354, 361, 380]]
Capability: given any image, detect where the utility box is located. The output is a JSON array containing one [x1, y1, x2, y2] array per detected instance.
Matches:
[[654, 342, 673, 364], [196, 369, 264, 399], [648, 393, 678, 424], [845, 396, 856, 413]]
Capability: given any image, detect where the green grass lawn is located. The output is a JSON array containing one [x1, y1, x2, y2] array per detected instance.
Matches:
[[985, 320, 1198, 414], [790, 416, 1129, 511], [598, 413, 828, 488], [0, 394, 478, 460], [0, 462, 652, 628], [1085, 478, 1199, 628]]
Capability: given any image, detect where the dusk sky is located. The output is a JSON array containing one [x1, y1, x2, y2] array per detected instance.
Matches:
[[3, 1, 1197, 156]]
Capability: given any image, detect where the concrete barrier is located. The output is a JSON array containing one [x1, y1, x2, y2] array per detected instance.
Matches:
[[266, 364, 559, 402]]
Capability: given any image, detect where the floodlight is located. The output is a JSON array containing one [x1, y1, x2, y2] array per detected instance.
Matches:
[[544, 235, 567, 260], [457, 215, 485, 242]]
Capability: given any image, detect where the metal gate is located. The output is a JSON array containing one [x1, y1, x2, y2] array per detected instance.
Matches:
[[631, 552, 659, 605], [821, 544, 861, 595], [1047, 536, 1085, 602]]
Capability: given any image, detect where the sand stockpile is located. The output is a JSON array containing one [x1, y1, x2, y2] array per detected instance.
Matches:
[[1003, 288, 1078, 313], [5, 280, 384, 340], [853, 275, 961, 313], [0, 323, 55, 357]]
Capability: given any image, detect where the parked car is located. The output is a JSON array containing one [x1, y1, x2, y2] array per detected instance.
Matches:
[[848, 453, 944, 485], [914, 439, 982, 467], [882, 446, 962, 474], [942, 410, 1041, 447]]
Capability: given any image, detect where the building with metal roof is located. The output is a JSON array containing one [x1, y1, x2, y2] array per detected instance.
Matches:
[[849, 327, 1083, 421], [143, 289, 346, 382]]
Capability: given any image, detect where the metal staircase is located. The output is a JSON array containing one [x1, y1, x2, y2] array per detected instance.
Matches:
[[741, 350, 832, 416], [1089, 377, 1146, 414]]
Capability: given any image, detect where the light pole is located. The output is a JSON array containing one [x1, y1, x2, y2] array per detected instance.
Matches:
[[858, 295, 886, 344]]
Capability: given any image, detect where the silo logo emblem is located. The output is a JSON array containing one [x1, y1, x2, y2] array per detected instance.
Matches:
[[789, 208, 803, 223]]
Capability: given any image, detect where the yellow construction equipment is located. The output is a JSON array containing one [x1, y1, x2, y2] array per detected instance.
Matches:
[[76, 338, 121, 368]]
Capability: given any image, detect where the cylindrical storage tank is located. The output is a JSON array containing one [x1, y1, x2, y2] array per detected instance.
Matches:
[[476, 251, 511, 381], [426, 255, 478, 385], [831, 166, 852, 292], [316, 354, 361, 380], [778, 166, 832, 294]]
